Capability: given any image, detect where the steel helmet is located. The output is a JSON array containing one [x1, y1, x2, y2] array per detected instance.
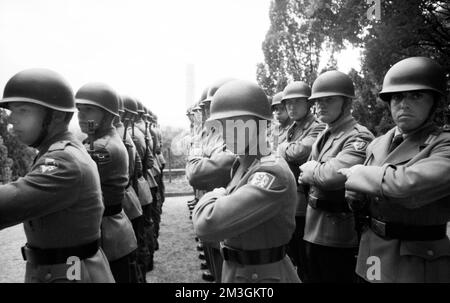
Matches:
[[136, 99, 145, 113], [209, 80, 271, 121], [0, 68, 76, 112], [122, 95, 138, 115], [143, 107, 151, 119], [201, 78, 236, 106], [75, 82, 119, 116], [271, 92, 284, 107], [198, 86, 209, 108], [192, 100, 202, 111], [379, 57, 447, 102], [281, 81, 311, 101], [309, 70, 355, 100], [118, 95, 125, 114]]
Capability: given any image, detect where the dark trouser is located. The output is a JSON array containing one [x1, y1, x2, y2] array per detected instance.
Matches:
[[158, 168, 165, 204], [304, 242, 358, 283], [142, 204, 156, 271], [287, 216, 308, 282], [202, 243, 223, 282], [131, 216, 151, 280], [109, 250, 143, 283], [150, 188, 161, 241]]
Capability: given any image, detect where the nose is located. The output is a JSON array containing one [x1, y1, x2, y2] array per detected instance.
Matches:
[[398, 98, 410, 110]]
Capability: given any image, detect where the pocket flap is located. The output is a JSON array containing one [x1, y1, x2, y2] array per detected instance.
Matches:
[[400, 238, 450, 261]]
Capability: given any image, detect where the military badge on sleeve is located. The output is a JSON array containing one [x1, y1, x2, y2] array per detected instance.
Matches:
[[248, 172, 275, 190], [90, 149, 111, 164], [39, 158, 58, 173], [352, 139, 368, 151]]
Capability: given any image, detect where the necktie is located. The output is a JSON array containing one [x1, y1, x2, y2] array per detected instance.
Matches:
[[316, 130, 330, 152], [388, 134, 404, 153]]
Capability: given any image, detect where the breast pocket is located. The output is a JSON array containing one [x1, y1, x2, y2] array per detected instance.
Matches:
[[399, 238, 450, 282], [32, 263, 76, 283]]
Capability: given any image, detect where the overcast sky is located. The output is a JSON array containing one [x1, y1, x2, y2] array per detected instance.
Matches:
[[0, 0, 360, 129]]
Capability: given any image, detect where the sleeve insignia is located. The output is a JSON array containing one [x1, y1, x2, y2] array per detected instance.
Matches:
[[91, 150, 111, 164], [353, 139, 368, 151], [39, 158, 58, 173], [248, 172, 275, 189]]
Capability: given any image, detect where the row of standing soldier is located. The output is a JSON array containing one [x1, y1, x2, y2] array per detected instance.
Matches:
[[0, 71, 165, 283], [185, 56, 450, 283]]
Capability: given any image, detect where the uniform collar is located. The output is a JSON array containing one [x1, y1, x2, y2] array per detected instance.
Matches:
[[372, 122, 438, 165], [294, 113, 315, 131], [279, 118, 293, 129], [36, 130, 74, 159], [325, 114, 355, 135]]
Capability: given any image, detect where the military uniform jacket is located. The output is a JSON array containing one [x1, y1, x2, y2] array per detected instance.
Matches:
[[192, 154, 300, 283], [129, 124, 159, 189], [278, 113, 326, 216], [133, 121, 155, 172], [0, 131, 114, 282], [186, 126, 237, 192], [116, 122, 143, 220], [149, 126, 164, 171], [303, 115, 374, 248], [86, 128, 137, 261], [345, 123, 450, 282], [269, 119, 292, 152], [154, 126, 166, 165]]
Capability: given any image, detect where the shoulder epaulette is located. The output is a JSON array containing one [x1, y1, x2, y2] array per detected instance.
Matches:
[[48, 140, 72, 151]]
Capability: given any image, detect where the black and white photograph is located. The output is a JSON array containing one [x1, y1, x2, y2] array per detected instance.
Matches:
[[0, 0, 449, 292]]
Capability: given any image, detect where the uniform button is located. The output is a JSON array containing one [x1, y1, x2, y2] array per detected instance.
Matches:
[[44, 272, 52, 281], [427, 250, 434, 257], [251, 273, 258, 280]]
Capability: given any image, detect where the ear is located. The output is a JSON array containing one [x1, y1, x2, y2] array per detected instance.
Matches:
[[51, 110, 67, 123]]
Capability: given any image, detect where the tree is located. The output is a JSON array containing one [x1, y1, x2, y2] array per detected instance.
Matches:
[[161, 125, 190, 169], [0, 109, 35, 180], [258, 0, 449, 135], [0, 136, 13, 183], [256, 0, 326, 96]]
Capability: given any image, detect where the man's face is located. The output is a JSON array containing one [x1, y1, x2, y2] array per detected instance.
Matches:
[[8, 102, 47, 145], [390, 90, 434, 133], [220, 115, 258, 155], [315, 96, 345, 124], [76, 104, 105, 134], [284, 98, 309, 121], [193, 109, 202, 123], [272, 104, 289, 124]]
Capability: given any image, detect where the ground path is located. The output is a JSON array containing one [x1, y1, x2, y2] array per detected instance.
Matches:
[[0, 195, 208, 283]]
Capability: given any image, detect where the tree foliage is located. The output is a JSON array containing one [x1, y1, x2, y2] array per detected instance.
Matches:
[[257, 0, 449, 135], [0, 109, 35, 181]]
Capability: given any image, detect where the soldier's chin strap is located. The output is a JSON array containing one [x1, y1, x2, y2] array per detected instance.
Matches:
[[329, 98, 351, 125], [30, 109, 53, 148]]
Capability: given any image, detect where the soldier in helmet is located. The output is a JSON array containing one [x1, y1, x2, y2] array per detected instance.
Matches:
[[192, 79, 300, 283], [269, 91, 293, 152], [145, 109, 165, 244], [186, 79, 237, 282], [339, 57, 450, 283], [298, 71, 374, 282], [134, 101, 162, 253], [0, 69, 114, 282], [277, 81, 326, 282], [114, 97, 149, 281], [75, 83, 141, 283], [149, 112, 166, 207], [121, 96, 156, 272]]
